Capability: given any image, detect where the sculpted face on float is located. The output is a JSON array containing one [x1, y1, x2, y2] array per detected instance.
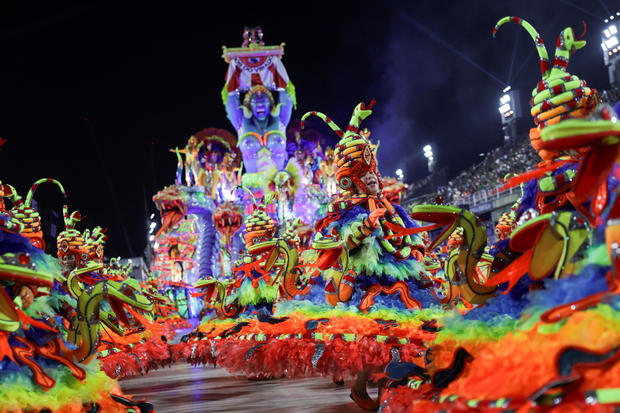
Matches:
[[359, 171, 380, 195], [250, 93, 270, 121]]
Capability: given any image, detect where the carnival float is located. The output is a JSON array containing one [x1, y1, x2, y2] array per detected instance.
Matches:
[[0, 17, 619, 412]]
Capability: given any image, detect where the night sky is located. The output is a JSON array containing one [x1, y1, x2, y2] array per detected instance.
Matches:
[[0, 1, 616, 257]]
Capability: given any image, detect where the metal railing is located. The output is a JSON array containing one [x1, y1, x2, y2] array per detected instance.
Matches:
[[453, 183, 519, 206]]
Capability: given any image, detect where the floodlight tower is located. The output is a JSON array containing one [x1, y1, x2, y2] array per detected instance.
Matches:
[[498, 86, 521, 143], [602, 12, 620, 88], [395, 168, 404, 181], [423, 145, 435, 173]]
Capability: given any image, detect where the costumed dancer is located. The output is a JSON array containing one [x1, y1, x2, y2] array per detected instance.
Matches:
[[0, 174, 154, 410], [302, 100, 433, 312], [226, 198, 281, 312], [376, 17, 620, 412]]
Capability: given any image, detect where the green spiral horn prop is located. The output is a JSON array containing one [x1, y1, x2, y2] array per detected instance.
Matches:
[[25, 178, 67, 207], [301, 111, 344, 138], [494, 16, 550, 77], [62, 205, 83, 230]]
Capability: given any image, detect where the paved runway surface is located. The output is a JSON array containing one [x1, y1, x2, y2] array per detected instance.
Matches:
[[120, 363, 368, 413]]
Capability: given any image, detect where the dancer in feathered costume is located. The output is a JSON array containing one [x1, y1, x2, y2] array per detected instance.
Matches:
[[56, 214, 177, 381], [0, 170, 154, 412], [168, 103, 444, 411], [301, 100, 433, 312], [226, 200, 281, 310]]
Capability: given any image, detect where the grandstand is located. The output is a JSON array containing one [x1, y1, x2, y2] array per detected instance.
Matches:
[[403, 133, 539, 240]]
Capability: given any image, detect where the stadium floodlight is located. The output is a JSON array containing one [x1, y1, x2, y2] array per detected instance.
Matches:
[[395, 168, 404, 181], [423, 145, 435, 173], [498, 86, 520, 124], [602, 22, 619, 62], [602, 13, 620, 87]]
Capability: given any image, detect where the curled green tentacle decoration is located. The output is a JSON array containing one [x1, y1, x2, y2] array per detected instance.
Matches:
[[66, 265, 153, 362], [235, 183, 258, 207], [300, 111, 344, 138], [194, 278, 240, 318], [62, 205, 83, 229], [494, 16, 550, 77], [411, 204, 495, 304], [493, 16, 585, 80]]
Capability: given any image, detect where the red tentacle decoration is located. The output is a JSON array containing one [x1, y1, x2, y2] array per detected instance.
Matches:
[[383, 222, 443, 239], [13, 336, 56, 389], [359, 284, 382, 312], [484, 248, 535, 294], [382, 281, 421, 310], [575, 21, 587, 40], [501, 159, 571, 190], [35, 338, 86, 381], [16, 308, 58, 332], [0, 331, 16, 364]]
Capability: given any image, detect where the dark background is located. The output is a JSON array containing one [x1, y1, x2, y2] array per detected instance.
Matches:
[[0, 0, 616, 257]]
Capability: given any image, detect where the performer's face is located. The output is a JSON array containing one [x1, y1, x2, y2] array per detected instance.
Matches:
[[16, 285, 34, 309], [60, 252, 77, 271], [359, 171, 380, 195]]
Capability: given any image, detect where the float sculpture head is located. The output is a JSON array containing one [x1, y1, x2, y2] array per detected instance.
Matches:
[[244, 85, 274, 122], [301, 100, 380, 196], [152, 185, 189, 239], [213, 201, 244, 246], [57, 205, 86, 272], [493, 17, 598, 161]]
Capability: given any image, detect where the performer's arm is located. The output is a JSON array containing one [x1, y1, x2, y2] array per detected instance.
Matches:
[[345, 208, 386, 250]]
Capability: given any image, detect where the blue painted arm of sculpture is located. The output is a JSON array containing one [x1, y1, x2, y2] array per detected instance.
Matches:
[[225, 91, 244, 131], [278, 90, 293, 126]]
